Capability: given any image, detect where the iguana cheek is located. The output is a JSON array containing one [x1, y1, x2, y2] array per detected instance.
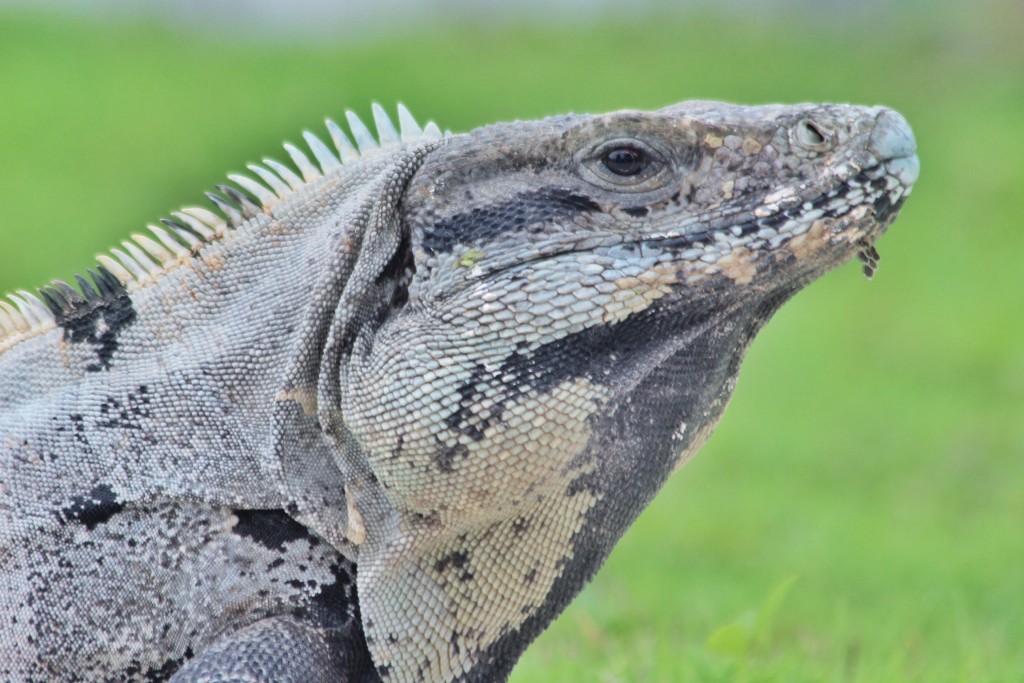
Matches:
[[601, 262, 679, 323]]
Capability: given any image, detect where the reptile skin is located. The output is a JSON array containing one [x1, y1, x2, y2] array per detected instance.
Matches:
[[0, 101, 918, 682]]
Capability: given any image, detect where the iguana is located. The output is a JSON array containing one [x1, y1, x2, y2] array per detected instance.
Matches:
[[0, 100, 918, 682]]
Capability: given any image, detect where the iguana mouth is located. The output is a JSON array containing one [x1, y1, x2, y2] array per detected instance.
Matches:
[[467, 163, 911, 286], [642, 153, 912, 266]]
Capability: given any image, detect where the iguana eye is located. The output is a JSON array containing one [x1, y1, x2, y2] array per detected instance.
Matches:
[[585, 139, 666, 188], [603, 146, 647, 176]]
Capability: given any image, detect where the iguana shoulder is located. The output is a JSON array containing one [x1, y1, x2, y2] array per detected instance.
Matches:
[[0, 104, 443, 681]]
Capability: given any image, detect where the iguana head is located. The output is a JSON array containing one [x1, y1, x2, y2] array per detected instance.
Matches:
[[406, 101, 916, 298], [335, 102, 917, 682]]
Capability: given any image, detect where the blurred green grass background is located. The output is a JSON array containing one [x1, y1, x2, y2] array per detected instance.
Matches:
[[1, 5, 1022, 681]]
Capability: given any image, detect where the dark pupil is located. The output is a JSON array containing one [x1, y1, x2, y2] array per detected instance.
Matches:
[[603, 147, 646, 176]]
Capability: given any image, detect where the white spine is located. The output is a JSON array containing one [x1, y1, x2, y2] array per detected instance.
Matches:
[[396, 103, 423, 142], [346, 111, 380, 153], [372, 103, 401, 148], [148, 225, 191, 259], [284, 143, 322, 182], [326, 119, 360, 163], [248, 164, 292, 197], [228, 173, 278, 208], [262, 159, 304, 192], [96, 255, 134, 284], [302, 131, 342, 172]]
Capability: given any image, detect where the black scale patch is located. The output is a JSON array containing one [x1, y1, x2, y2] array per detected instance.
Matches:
[[121, 647, 194, 683], [445, 298, 716, 446], [421, 188, 600, 255], [38, 267, 136, 371], [448, 296, 777, 683], [58, 483, 125, 530], [873, 191, 906, 222], [231, 509, 319, 552]]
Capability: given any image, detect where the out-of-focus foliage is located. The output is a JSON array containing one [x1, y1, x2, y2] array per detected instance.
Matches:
[[1, 5, 1021, 681]]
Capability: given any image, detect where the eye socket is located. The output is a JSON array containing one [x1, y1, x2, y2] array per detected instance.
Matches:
[[585, 139, 667, 188], [579, 138, 671, 191], [602, 146, 648, 176]]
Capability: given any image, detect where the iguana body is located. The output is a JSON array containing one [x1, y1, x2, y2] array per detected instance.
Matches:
[[0, 101, 918, 682]]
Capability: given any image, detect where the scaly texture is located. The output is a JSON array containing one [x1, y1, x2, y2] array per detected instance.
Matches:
[[0, 101, 918, 682]]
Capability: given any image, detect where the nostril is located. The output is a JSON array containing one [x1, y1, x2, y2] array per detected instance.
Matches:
[[794, 118, 831, 151], [803, 120, 825, 144]]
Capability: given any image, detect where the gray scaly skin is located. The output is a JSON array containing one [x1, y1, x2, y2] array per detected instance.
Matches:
[[0, 100, 918, 682]]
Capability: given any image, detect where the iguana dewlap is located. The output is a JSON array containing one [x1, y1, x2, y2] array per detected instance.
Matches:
[[0, 102, 918, 682]]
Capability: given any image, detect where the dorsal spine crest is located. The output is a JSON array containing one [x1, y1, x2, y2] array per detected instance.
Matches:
[[0, 104, 443, 352]]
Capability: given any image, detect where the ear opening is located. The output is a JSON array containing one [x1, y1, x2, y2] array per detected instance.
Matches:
[[376, 229, 415, 310]]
